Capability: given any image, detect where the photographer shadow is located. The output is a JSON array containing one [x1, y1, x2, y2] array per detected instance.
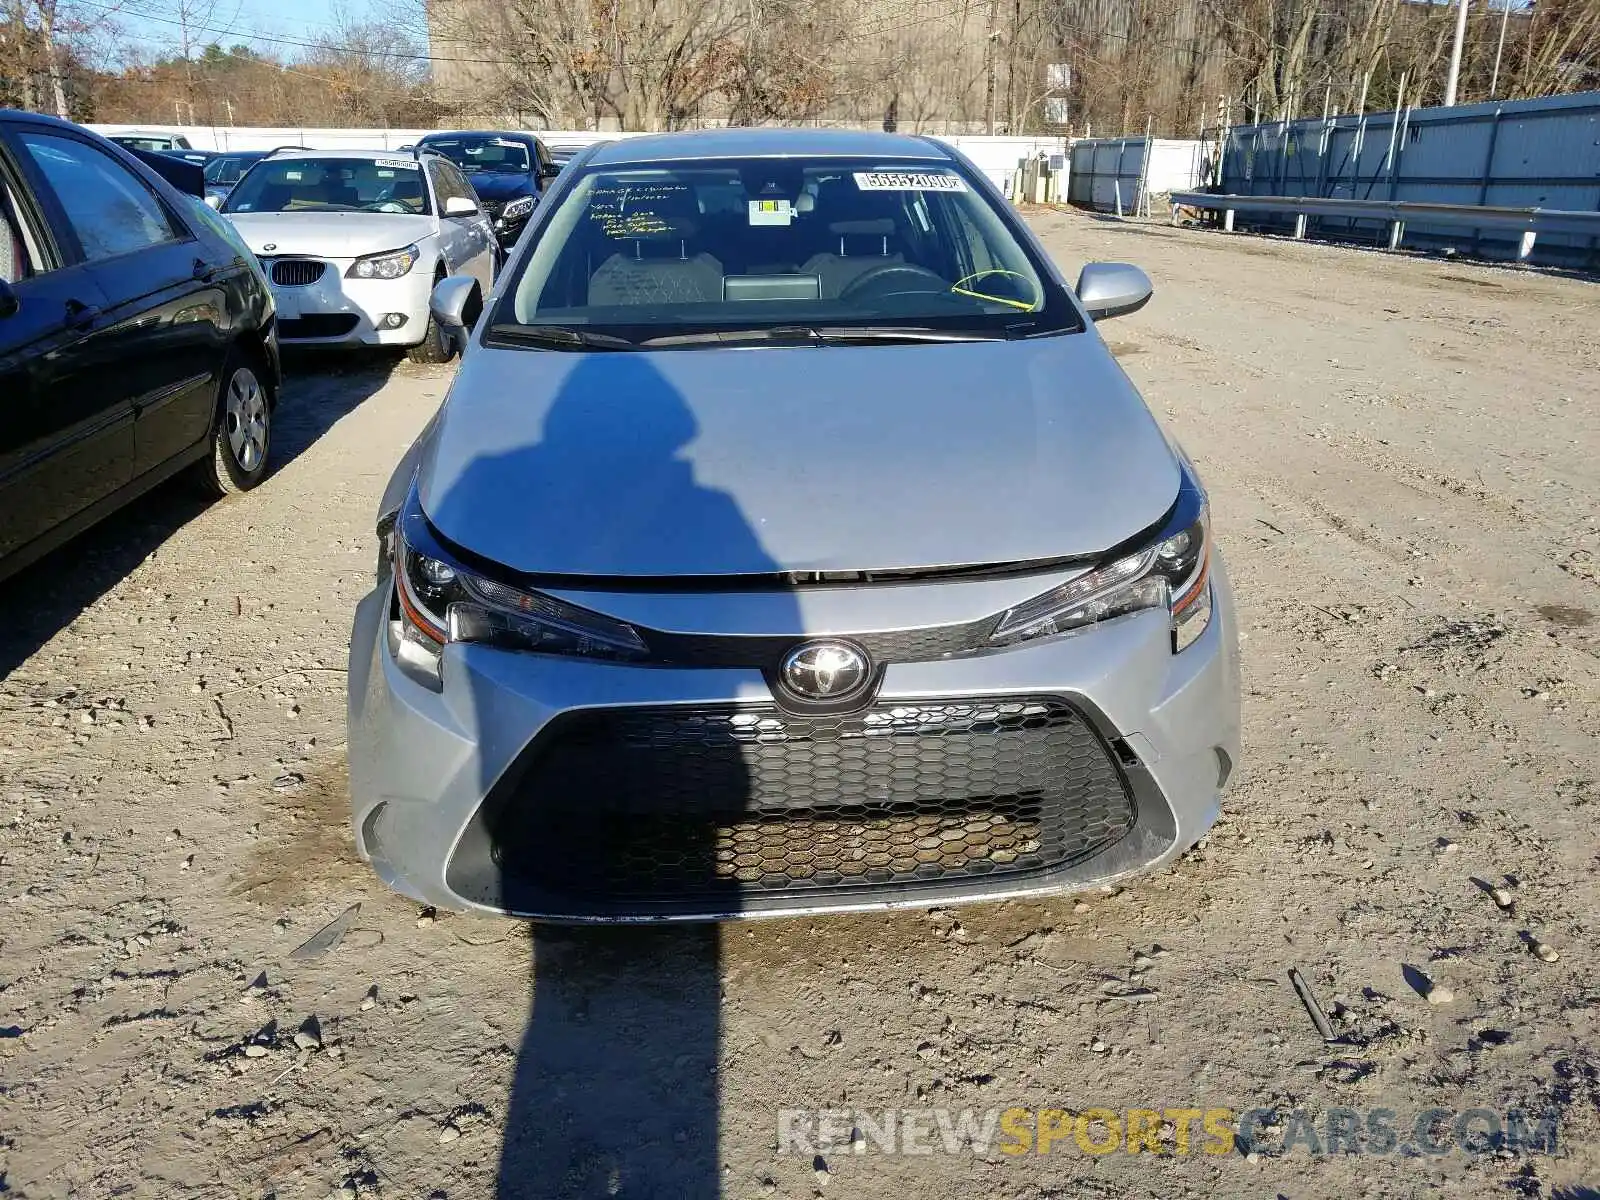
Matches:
[[434, 354, 793, 1197]]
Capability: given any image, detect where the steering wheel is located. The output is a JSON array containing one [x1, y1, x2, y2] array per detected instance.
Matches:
[[839, 262, 949, 302], [952, 269, 1041, 311]]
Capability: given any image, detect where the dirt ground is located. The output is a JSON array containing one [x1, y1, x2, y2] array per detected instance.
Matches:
[[2, 212, 1598, 1200]]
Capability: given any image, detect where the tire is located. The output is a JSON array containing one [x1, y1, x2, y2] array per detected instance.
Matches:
[[406, 271, 453, 364], [198, 351, 272, 497]]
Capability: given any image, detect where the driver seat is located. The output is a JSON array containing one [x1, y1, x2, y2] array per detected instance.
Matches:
[[801, 219, 904, 299]]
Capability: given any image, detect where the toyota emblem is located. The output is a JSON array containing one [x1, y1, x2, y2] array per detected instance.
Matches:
[[780, 641, 871, 702]]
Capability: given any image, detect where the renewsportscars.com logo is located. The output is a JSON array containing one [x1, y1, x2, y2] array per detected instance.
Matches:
[[777, 1106, 1560, 1158]]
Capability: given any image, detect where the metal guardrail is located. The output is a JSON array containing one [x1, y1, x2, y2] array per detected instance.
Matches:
[[1169, 191, 1600, 259]]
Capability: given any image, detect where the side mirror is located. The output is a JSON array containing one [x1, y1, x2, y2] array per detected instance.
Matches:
[[204, 193, 223, 209], [0, 278, 18, 319], [444, 195, 478, 217], [1075, 262, 1153, 322], [539, 163, 562, 182], [430, 274, 483, 338]]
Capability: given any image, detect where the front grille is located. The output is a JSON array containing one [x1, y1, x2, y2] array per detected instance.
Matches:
[[644, 618, 996, 669], [278, 314, 359, 339], [480, 199, 505, 220], [465, 697, 1136, 907], [269, 258, 326, 287]]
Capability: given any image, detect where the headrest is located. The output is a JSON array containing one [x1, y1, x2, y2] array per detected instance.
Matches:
[[829, 218, 895, 236]]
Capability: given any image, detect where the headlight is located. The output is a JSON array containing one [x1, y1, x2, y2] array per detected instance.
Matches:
[[990, 467, 1213, 653], [347, 244, 420, 280], [386, 487, 647, 686], [498, 195, 536, 221]]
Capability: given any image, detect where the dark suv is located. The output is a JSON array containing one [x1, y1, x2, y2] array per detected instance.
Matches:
[[413, 131, 561, 250], [0, 111, 280, 583]]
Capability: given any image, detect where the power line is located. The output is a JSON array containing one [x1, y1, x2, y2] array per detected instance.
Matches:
[[83, 0, 989, 69]]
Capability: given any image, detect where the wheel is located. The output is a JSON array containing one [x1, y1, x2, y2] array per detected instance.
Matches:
[[198, 353, 271, 497], [406, 274, 453, 364], [838, 262, 950, 303]]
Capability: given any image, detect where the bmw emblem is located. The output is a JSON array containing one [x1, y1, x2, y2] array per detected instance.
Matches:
[[780, 640, 871, 703], [262, 243, 277, 252]]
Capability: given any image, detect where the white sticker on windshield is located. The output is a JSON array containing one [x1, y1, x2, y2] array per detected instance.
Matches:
[[374, 158, 420, 170], [853, 171, 967, 193], [283, 170, 302, 181], [748, 199, 793, 226]]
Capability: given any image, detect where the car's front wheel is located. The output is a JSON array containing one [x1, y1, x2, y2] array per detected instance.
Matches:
[[198, 353, 272, 496], [406, 270, 453, 364]]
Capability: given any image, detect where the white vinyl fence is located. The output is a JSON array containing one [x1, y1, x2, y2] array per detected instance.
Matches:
[[88, 124, 1068, 197], [1067, 137, 1206, 214]]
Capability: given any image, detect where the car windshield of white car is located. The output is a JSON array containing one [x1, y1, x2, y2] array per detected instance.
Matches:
[[424, 137, 529, 175], [223, 158, 430, 216], [495, 156, 1080, 344]]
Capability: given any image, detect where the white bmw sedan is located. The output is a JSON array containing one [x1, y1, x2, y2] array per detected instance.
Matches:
[[221, 148, 496, 362]]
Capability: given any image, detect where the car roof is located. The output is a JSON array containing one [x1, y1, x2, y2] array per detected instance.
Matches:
[[419, 130, 542, 145], [586, 128, 950, 167], [265, 147, 433, 162], [0, 109, 92, 131]]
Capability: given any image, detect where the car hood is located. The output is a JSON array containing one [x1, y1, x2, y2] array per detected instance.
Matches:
[[224, 212, 435, 259], [462, 173, 534, 201], [417, 335, 1181, 577]]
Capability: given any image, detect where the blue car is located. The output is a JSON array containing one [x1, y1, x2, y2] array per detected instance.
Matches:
[[347, 128, 1241, 922], [414, 131, 562, 250]]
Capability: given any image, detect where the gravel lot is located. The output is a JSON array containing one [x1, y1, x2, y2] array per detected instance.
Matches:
[[2, 212, 1597, 1200]]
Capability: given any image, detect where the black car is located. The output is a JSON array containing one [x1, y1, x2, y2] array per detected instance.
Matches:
[[0, 111, 280, 584], [413, 131, 561, 249], [160, 148, 216, 169], [202, 149, 272, 205]]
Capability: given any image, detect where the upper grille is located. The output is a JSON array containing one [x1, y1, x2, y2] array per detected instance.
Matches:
[[643, 617, 997, 669], [269, 258, 325, 287], [462, 696, 1137, 907]]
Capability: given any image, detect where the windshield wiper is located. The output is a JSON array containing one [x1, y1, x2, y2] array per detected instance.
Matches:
[[807, 324, 1024, 344], [637, 326, 821, 348], [487, 324, 636, 351], [638, 324, 1021, 348]]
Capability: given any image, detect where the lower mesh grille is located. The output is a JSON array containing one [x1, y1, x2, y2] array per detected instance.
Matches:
[[469, 697, 1137, 904], [278, 314, 359, 339]]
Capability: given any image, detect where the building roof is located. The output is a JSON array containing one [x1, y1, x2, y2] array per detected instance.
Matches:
[[586, 127, 951, 166]]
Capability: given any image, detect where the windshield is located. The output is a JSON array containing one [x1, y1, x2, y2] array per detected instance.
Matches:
[[422, 135, 530, 175], [114, 136, 175, 152], [493, 156, 1076, 344], [205, 152, 265, 185], [221, 156, 431, 215]]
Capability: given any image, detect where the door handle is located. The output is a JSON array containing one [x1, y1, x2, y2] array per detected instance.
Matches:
[[63, 298, 101, 329]]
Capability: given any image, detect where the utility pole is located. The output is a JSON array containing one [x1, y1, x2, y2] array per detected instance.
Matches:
[[1489, 0, 1512, 99], [1443, 0, 1469, 106], [983, 0, 1000, 135]]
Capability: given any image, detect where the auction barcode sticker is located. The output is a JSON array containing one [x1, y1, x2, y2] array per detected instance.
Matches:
[[853, 171, 968, 192]]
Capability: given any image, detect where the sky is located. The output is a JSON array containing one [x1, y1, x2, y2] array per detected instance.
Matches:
[[106, 0, 412, 64]]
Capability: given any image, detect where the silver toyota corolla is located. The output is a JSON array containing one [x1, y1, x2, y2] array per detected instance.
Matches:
[[346, 128, 1241, 922]]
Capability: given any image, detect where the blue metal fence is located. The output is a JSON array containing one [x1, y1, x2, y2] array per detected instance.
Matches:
[[1217, 91, 1600, 267]]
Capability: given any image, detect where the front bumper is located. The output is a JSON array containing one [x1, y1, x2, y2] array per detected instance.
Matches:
[[492, 215, 529, 249], [265, 257, 435, 347], [346, 560, 1241, 922]]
